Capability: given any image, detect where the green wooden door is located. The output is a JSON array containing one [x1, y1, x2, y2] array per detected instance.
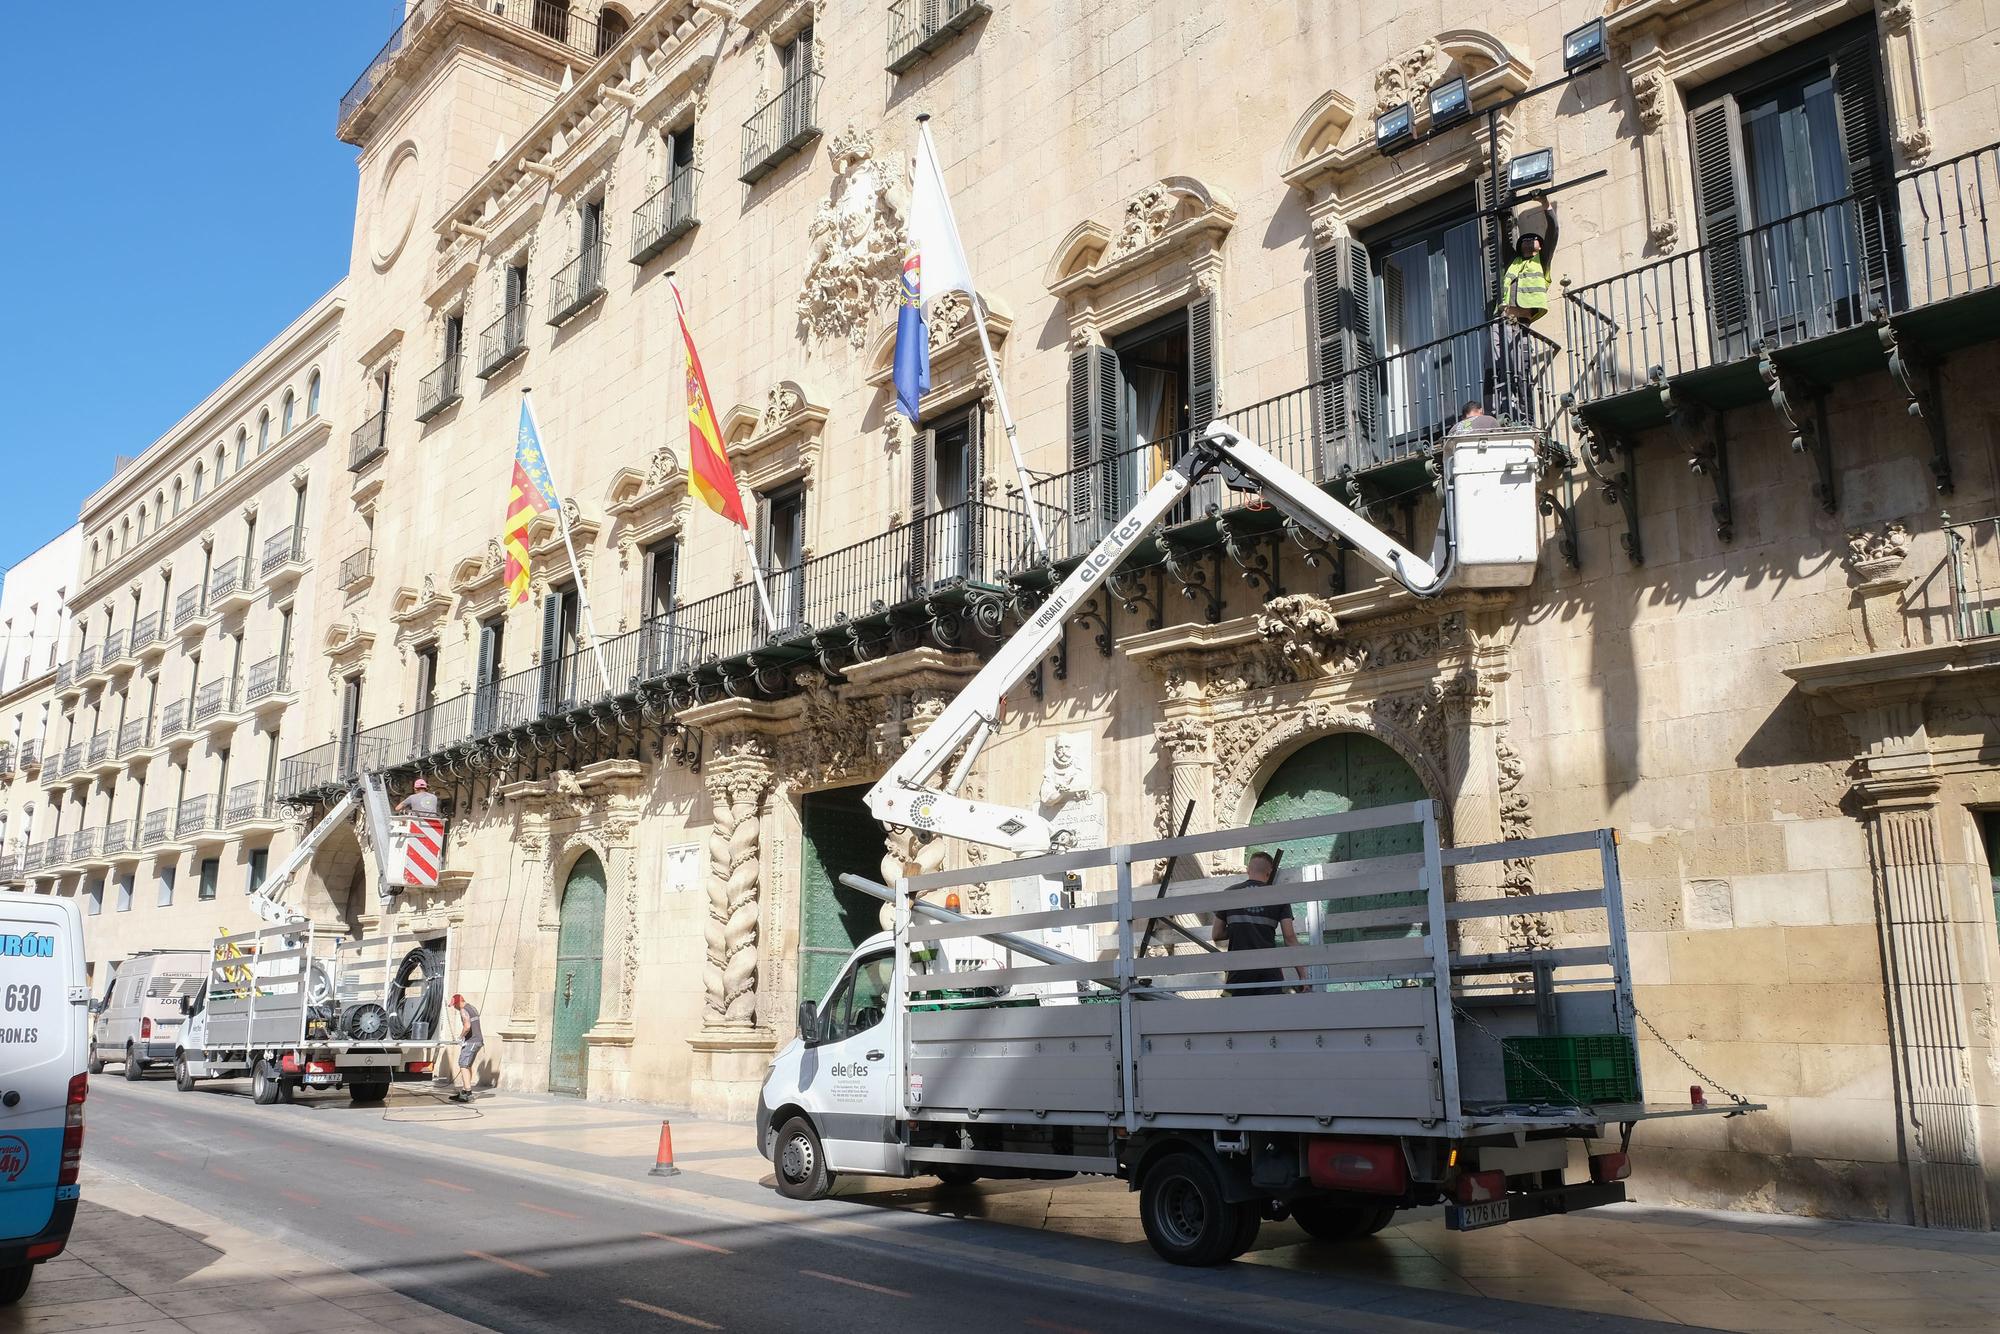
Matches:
[[800, 787, 890, 1004], [549, 852, 606, 1097], [1249, 734, 1426, 952]]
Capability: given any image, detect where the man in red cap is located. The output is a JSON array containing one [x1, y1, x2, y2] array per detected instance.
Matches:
[[448, 993, 482, 1103]]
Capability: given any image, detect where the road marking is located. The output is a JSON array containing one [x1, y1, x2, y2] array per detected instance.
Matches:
[[517, 1201, 582, 1220], [642, 1231, 734, 1255], [357, 1214, 414, 1236], [467, 1250, 548, 1278], [279, 1188, 321, 1207], [340, 1156, 384, 1172], [104, 1133, 138, 1148], [619, 1297, 720, 1329], [210, 1165, 249, 1183], [423, 1177, 474, 1193], [152, 1150, 183, 1162], [800, 1269, 911, 1298]]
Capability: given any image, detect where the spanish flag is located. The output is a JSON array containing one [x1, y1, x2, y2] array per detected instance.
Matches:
[[503, 400, 560, 605], [673, 282, 749, 528]]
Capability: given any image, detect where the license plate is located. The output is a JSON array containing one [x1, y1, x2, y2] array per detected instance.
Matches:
[[1447, 1199, 1511, 1231], [304, 1074, 338, 1085]]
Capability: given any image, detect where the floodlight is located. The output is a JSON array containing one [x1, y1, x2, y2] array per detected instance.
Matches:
[[1427, 77, 1469, 129], [1508, 148, 1556, 193], [1375, 103, 1413, 152], [1564, 20, 1607, 73]]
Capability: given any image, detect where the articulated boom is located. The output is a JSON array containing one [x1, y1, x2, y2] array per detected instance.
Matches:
[[864, 423, 1544, 858], [244, 771, 412, 926]]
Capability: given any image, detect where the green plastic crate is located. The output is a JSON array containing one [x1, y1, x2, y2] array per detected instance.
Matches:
[[1501, 1033, 1639, 1104]]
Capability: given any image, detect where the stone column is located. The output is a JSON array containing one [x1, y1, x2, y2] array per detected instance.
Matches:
[[502, 794, 552, 1042], [688, 725, 777, 1119], [1153, 717, 1214, 871]]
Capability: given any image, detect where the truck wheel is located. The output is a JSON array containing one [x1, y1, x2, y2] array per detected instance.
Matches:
[[251, 1059, 283, 1105], [123, 1045, 146, 1081], [349, 1079, 390, 1105], [0, 1262, 32, 1306], [174, 1057, 196, 1093], [1229, 1205, 1263, 1258], [933, 1165, 981, 1187], [87, 1051, 106, 1075], [1290, 1198, 1397, 1241], [773, 1116, 833, 1201], [1139, 1153, 1246, 1267]]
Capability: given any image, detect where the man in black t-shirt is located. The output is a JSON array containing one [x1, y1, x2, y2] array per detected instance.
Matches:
[[1211, 851, 1302, 996]]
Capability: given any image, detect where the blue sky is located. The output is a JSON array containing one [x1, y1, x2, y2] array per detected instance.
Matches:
[[0, 2, 403, 575]]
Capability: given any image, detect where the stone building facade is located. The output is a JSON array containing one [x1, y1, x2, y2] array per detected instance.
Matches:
[[0, 525, 83, 910], [19, 290, 345, 983], [11, 0, 1976, 1232]]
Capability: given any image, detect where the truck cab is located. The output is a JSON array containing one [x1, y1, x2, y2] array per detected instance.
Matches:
[[761, 934, 904, 1187]]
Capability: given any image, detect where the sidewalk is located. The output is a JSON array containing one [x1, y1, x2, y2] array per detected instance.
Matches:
[[342, 1086, 2000, 1334], [11, 1173, 487, 1334]]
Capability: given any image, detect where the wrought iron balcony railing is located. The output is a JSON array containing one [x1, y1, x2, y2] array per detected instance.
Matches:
[[0, 854, 16, 882], [339, 547, 376, 590], [887, 0, 989, 72], [0, 743, 12, 775], [175, 796, 212, 839], [68, 828, 98, 863], [17, 739, 36, 770], [54, 661, 73, 690], [479, 304, 531, 378], [174, 588, 201, 629], [225, 781, 272, 828], [193, 680, 227, 724], [159, 699, 186, 742], [262, 527, 307, 575], [131, 612, 160, 653], [141, 809, 169, 847], [548, 242, 608, 326], [741, 70, 821, 184], [102, 821, 131, 857], [209, 558, 247, 604], [631, 167, 700, 265], [118, 717, 148, 755], [246, 655, 289, 703], [350, 410, 389, 471], [1566, 140, 2000, 414], [343, 1, 620, 132], [101, 630, 125, 668], [87, 732, 110, 767], [73, 646, 96, 679], [61, 744, 81, 775], [44, 833, 68, 867], [1948, 514, 2000, 642], [417, 356, 463, 422], [21, 841, 45, 873]]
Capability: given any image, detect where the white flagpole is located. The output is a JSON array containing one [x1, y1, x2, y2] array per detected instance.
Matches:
[[917, 117, 1050, 561], [520, 388, 614, 699], [668, 276, 779, 637]]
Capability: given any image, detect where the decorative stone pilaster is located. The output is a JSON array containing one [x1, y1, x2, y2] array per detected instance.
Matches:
[[701, 736, 776, 1028], [1153, 717, 1214, 875], [500, 791, 552, 1042]]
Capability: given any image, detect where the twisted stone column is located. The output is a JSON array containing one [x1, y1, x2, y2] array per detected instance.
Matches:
[[702, 750, 773, 1027]]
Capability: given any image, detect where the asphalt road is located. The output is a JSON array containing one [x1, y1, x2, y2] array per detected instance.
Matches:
[[83, 1076, 1268, 1334]]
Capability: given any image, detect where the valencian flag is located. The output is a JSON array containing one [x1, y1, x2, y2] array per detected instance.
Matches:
[[673, 282, 749, 528], [894, 124, 977, 422], [503, 400, 560, 605]]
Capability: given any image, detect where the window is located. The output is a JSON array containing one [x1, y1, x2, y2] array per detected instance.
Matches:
[[1981, 811, 2000, 947], [247, 848, 268, 896], [281, 393, 295, 437], [643, 540, 680, 674], [474, 615, 505, 732], [238, 427, 250, 470], [668, 124, 695, 178], [444, 313, 464, 364], [814, 953, 892, 1045], [532, 0, 571, 43], [198, 857, 219, 901], [154, 491, 164, 530], [1688, 20, 1897, 356], [121, 518, 131, 554], [1367, 194, 1488, 446], [192, 462, 204, 502], [115, 874, 133, 913], [413, 642, 439, 753], [138, 506, 148, 539], [596, 4, 629, 55], [758, 484, 806, 634], [537, 586, 583, 713], [505, 262, 529, 314], [338, 675, 363, 779], [779, 26, 816, 140], [85, 879, 102, 915], [307, 371, 321, 418], [911, 409, 983, 590], [215, 444, 226, 484], [1065, 299, 1216, 531], [173, 478, 184, 514], [90, 540, 100, 574], [157, 864, 175, 907]]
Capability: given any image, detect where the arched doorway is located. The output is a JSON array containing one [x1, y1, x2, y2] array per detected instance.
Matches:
[[799, 786, 889, 1003], [1249, 732, 1427, 958], [549, 851, 606, 1096]]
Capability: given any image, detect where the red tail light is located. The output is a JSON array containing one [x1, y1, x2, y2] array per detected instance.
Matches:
[[140, 1017, 153, 1040], [1307, 1138, 1408, 1195], [305, 1060, 335, 1074], [281, 1053, 301, 1073], [404, 1061, 432, 1074], [1452, 1169, 1506, 1204], [59, 1072, 87, 1187]]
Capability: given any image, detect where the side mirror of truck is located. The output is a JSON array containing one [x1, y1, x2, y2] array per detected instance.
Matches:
[[180, 995, 195, 1016], [796, 999, 817, 1044], [87, 999, 104, 1015]]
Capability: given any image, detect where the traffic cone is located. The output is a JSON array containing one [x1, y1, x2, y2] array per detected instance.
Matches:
[[650, 1119, 681, 1176]]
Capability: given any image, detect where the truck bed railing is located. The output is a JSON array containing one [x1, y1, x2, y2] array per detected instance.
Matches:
[[893, 802, 1637, 1139]]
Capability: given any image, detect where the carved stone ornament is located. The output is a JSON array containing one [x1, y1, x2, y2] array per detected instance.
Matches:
[[1038, 733, 1092, 808], [927, 290, 971, 350], [796, 127, 904, 348], [793, 671, 876, 780], [1374, 42, 1448, 116], [645, 445, 681, 487], [1112, 184, 1184, 257], [1845, 521, 1911, 581], [1632, 70, 1666, 132], [1256, 594, 1343, 680], [762, 384, 803, 431]]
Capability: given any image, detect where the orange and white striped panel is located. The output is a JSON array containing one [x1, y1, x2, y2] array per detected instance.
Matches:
[[399, 816, 445, 888]]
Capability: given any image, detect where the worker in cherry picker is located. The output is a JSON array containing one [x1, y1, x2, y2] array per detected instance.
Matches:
[[397, 777, 440, 818], [1491, 196, 1558, 426]]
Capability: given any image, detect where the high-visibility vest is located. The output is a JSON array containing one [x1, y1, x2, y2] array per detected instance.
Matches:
[[1503, 257, 1550, 314]]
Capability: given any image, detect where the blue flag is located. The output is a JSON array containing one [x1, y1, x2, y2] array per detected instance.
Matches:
[[893, 250, 930, 422]]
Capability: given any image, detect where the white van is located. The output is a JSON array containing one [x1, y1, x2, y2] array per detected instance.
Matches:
[[89, 950, 205, 1080], [0, 891, 89, 1306]]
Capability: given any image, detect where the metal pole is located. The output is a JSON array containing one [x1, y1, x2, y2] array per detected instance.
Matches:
[[917, 118, 1050, 561], [519, 389, 614, 700]]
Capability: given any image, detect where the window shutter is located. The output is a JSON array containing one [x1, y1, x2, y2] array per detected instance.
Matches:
[[538, 590, 564, 715], [1339, 237, 1380, 460], [1066, 348, 1093, 520], [1689, 96, 1752, 353], [1187, 294, 1217, 435], [964, 406, 987, 577], [1477, 171, 1504, 311], [909, 427, 934, 594], [1831, 33, 1900, 311], [1310, 238, 1347, 474], [475, 622, 495, 689], [1091, 346, 1123, 523]]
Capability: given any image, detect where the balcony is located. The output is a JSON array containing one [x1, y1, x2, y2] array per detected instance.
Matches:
[[339, 546, 376, 593], [72, 646, 97, 682], [478, 304, 530, 378], [194, 679, 244, 735], [87, 732, 116, 776], [0, 854, 17, 884], [20, 841, 45, 875], [60, 744, 82, 779], [173, 587, 204, 635], [43, 834, 69, 871], [548, 243, 608, 327], [341, 0, 622, 140], [117, 717, 149, 757], [102, 820, 135, 860], [131, 611, 162, 659], [246, 656, 294, 717], [887, 0, 989, 73], [157, 699, 187, 747], [416, 356, 462, 422], [349, 410, 388, 471], [210, 558, 256, 614], [69, 828, 101, 869], [225, 781, 282, 832], [0, 743, 12, 778], [18, 739, 40, 774], [1564, 141, 2000, 491], [261, 527, 308, 581], [140, 809, 170, 849], [630, 168, 700, 265], [740, 70, 821, 185], [175, 795, 215, 842], [99, 630, 126, 673], [53, 660, 74, 692]]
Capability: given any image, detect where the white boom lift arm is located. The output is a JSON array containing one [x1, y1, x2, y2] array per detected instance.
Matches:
[[864, 423, 1544, 857], [246, 770, 409, 926]]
